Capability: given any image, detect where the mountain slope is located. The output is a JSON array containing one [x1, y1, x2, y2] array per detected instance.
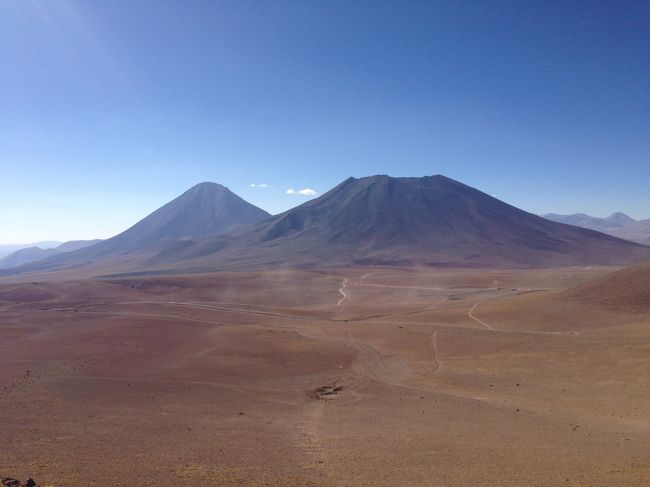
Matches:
[[93, 182, 271, 255], [162, 175, 650, 270], [543, 212, 650, 244], [56, 239, 103, 252]]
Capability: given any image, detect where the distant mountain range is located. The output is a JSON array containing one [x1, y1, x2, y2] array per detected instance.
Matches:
[[4, 175, 650, 278], [542, 213, 650, 245], [0, 241, 61, 259], [0, 240, 102, 269]]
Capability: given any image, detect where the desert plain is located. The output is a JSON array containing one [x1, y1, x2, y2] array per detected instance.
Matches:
[[1, 266, 649, 486]]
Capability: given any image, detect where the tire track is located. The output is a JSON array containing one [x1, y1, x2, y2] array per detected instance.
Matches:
[[431, 331, 441, 373], [337, 278, 350, 306], [468, 302, 493, 330]]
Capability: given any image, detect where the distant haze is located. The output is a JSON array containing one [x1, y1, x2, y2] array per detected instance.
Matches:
[[0, 240, 101, 269], [543, 213, 650, 245], [0, 242, 61, 259]]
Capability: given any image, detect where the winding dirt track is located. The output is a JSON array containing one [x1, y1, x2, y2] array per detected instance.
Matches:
[[431, 331, 441, 373], [337, 278, 350, 306], [468, 301, 493, 330]]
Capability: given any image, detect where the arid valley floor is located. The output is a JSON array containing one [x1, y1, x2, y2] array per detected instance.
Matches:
[[1, 267, 649, 486]]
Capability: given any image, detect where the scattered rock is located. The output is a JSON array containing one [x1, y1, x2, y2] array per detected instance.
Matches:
[[310, 384, 344, 400], [1, 479, 37, 487]]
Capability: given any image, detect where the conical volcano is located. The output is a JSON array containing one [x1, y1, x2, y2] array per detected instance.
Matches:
[[99, 182, 271, 253]]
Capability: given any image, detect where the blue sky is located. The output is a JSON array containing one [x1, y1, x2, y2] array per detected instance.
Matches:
[[1, 0, 648, 244]]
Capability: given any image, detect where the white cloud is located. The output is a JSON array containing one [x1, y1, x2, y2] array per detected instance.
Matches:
[[249, 183, 271, 188], [286, 188, 317, 196]]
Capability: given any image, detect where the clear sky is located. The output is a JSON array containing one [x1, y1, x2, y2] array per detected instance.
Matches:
[[1, 0, 648, 244]]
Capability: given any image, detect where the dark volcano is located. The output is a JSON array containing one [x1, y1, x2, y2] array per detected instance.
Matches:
[[165, 175, 650, 270]]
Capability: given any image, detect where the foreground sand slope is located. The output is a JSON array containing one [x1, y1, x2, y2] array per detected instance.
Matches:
[[1, 267, 649, 486]]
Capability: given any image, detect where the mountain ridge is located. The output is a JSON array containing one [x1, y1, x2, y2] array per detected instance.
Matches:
[[147, 175, 650, 271], [0, 239, 102, 269], [543, 212, 650, 244], [4, 175, 650, 278]]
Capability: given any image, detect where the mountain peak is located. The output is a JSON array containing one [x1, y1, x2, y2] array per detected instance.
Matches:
[[189, 181, 227, 189], [183, 181, 230, 195], [111, 182, 270, 247], [606, 212, 636, 225], [54, 182, 271, 260], [352, 174, 455, 183]]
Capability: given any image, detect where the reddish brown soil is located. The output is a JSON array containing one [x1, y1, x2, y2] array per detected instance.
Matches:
[[1, 267, 649, 486], [562, 260, 650, 312]]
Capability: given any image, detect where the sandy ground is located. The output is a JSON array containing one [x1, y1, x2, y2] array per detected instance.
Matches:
[[1, 266, 649, 486]]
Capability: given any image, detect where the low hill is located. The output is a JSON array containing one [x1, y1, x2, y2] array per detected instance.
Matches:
[[563, 260, 650, 312], [0, 241, 61, 259], [0, 247, 59, 269]]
